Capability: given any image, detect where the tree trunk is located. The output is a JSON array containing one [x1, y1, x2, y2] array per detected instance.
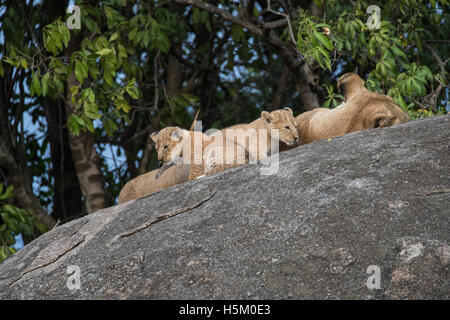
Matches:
[[273, 64, 290, 109], [0, 107, 56, 230], [64, 73, 106, 213], [166, 44, 183, 99], [44, 98, 83, 222], [64, 24, 106, 214]]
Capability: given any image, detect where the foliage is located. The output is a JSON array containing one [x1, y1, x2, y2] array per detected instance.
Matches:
[[296, 0, 449, 119], [0, 185, 45, 262], [297, 11, 334, 71], [322, 84, 345, 108]]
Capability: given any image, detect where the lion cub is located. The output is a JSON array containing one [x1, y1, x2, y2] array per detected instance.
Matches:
[[151, 127, 248, 180], [212, 108, 300, 160], [295, 73, 411, 144]]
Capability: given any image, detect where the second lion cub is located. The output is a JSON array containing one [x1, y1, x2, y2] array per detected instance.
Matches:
[[211, 108, 300, 160]]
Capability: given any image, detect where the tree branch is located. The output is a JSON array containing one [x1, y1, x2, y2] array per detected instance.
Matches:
[[424, 42, 447, 74], [169, 0, 319, 109], [266, 0, 296, 45], [174, 0, 263, 36]]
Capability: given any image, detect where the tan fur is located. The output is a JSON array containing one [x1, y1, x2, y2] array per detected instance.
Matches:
[[119, 117, 201, 203], [295, 73, 411, 144], [118, 164, 190, 203], [201, 136, 249, 177], [212, 108, 300, 160], [151, 127, 248, 180]]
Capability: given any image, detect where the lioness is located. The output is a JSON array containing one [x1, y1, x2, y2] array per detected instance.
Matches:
[[295, 73, 410, 144], [118, 164, 189, 203], [151, 127, 248, 180]]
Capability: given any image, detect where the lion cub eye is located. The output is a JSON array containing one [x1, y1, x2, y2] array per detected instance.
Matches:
[[284, 126, 291, 131], [164, 145, 168, 149]]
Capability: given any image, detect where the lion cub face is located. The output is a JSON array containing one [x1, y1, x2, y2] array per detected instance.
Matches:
[[261, 108, 300, 146], [151, 126, 185, 163]]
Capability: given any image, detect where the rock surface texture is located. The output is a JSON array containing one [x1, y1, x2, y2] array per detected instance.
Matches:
[[0, 115, 449, 299]]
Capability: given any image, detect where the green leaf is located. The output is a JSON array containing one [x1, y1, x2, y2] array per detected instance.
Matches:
[[317, 46, 332, 71], [395, 94, 407, 109], [182, 93, 199, 104], [411, 80, 423, 96], [20, 58, 28, 69], [114, 97, 131, 113], [128, 27, 138, 41], [41, 73, 49, 97], [313, 50, 325, 70], [81, 88, 95, 102], [32, 73, 42, 96], [126, 78, 139, 99], [0, 185, 14, 201], [104, 69, 113, 86], [359, 32, 366, 45], [313, 30, 333, 51], [58, 23, 70, 48], [118, 44, 128, 58], [0, 249, 7, 261], [96, 48, 113, 56], [232, 25, 245, 43], [49, 30, 63, 54], [84, 100, 101, 120], [193, 8, 201, 24], [67, 115, 81, 136], [73, 114, 85, 126], [344, 39, 351, 51], [380, 63, 387, 77], [391, 46, 406, 59], [297, 31, 304, 50], [74, 61, 85, 83], [84, 17, 97, 32], [109, 32, 119, 41], [104, 119, 118, 136], [315, 23, 332, 29], [85, 118, 95, 133]]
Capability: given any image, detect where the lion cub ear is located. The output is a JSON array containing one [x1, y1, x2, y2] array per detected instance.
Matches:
[[150, 131, 159, 143], [261, 111, 273, 123], [283, 107, 293, 116], [171, 128, 183, 141]]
